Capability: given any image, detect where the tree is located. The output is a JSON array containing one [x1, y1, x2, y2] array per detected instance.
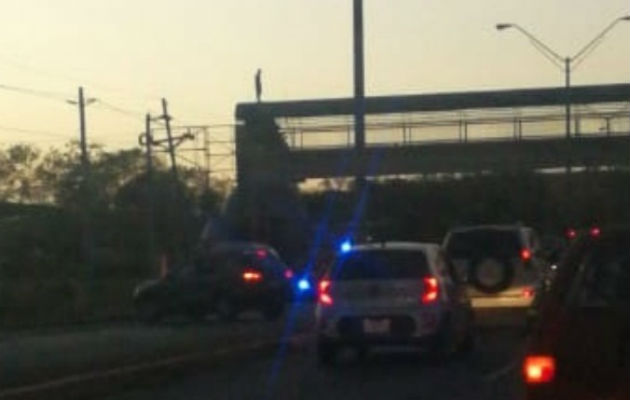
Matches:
[[0, 144, 45, 203]]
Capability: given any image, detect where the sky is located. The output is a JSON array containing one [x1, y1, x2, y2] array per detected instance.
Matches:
[[0, 0, 628, 171]]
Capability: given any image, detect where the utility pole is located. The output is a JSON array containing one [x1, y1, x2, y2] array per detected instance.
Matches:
[[78, 87, 89, 167], [203, 127, 211, 189], [77, 88, 92, 269], [158, 99, 191, 267], [564, 57, 571, 139], [71, 86, 95, 295], [144, 114, 154, 179], [144, 114, 156, 271], [353, 0, 366, 187], [161, 98, 178, 179], [564, 57, 572, 173]]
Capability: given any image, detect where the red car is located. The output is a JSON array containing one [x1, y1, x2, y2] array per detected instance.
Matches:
[[523, 227, 629, 400]]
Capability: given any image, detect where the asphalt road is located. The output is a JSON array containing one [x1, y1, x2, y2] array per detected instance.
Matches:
[[106, 327, 526, 400]]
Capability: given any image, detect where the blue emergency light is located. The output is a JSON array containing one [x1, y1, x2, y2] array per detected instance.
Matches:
[[339, 239, 352, 253], [297, 278, 311, 291]]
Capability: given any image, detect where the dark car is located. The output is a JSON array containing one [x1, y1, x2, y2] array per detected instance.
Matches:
[[443, 225, 545, 307], [523, 227, 629, 400], [133, 242, 292, 323]]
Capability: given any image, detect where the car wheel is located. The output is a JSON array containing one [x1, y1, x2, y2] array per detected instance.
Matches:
[[136, 298, 162, 324], [216, 296, 237, 321], [469, 257, 515, 294], [317, 339, 337, 366]]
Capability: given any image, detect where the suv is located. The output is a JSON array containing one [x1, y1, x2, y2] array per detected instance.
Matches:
[[443, 225, 543, 306], [315, 242, 474, 365], [133, 242, 292, 323], [523, 227, 629, 400]]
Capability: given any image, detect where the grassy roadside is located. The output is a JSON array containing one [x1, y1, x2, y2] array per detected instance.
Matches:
[[0, 304, 315, 391]]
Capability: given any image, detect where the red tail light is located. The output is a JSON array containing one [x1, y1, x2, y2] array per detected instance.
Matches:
[[284, 268, 294, 279], [242, 268, 263, 283], [421, 276, 439, 304], [318, 279, 333, 306], [566, 228, 577, 239], [521, 248, 532, 261], [523, 355, 555, 384], [522, 286, 535, 299], [255, 249, 268, 259], [590, 227, 601, 237]]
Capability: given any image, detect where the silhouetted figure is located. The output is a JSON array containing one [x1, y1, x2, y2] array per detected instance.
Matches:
[[255, 68, 262, 102]]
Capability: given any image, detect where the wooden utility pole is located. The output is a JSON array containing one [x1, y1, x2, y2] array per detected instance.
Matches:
[[144, 114, 154, 178], [161, 98, 178, 179], [144, 113, 156, 270], [78, 87, 89, 168], [78, 87, 93, 268], [73, 86, 95, 293], [203, 127, 211, 189]]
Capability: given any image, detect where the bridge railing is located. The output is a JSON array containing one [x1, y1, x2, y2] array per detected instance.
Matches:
[[277, 102, 630, 150]]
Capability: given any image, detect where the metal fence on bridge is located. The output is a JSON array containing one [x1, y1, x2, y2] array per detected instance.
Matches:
[[277, 101, 630, 149]]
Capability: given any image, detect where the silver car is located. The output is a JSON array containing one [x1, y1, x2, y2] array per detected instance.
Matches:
[[315, 242, 474, 365]]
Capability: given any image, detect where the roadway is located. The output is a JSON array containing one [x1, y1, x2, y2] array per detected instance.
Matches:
[[106, 326, 526, 400]]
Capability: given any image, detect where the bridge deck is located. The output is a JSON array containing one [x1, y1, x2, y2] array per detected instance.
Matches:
[[287, 135, 630, 179]]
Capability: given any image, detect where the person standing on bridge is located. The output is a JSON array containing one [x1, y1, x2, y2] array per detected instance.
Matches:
[[255, 68, 262, 103]]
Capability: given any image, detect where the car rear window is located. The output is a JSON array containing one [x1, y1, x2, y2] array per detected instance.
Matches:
[[241, 248, 287, 277], [334, 250, 429, 280], [446, 229, 522, 257]]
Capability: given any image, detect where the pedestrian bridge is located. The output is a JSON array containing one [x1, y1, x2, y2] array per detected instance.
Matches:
[[235, 83, 630, 182]]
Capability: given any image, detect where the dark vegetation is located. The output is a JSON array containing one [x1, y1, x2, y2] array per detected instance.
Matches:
[[0, 144, 223, 326], [0, 143, 626, 326]]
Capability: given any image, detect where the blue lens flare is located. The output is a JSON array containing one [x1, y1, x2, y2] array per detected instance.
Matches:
[[297, 278, 311, 291], [340, 239, 352, 253]]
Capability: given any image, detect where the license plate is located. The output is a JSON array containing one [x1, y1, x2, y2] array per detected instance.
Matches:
[[362, 318, 390, 334]]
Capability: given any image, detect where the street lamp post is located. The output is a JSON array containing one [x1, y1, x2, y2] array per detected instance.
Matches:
[[496, 16, 629, 139], [353, 0, 366, 187]]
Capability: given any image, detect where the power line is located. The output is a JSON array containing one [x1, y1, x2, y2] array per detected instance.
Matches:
[[0, 124, 71, 140], [0, 53, 162, 102], [0, 83, 70, 101], [0, 82, 214, 156], [94, 99, 145, 119], [94, 98, 167, 128], [174, 153, 198, 166], [0, 83, 155, 123]]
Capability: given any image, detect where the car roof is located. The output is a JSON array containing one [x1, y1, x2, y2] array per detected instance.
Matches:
[[448, 224, 531, 233], [208, 241, 275, 253], [351, 241, 440, 253]]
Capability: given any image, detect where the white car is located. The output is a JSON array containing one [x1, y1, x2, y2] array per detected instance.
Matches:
[[315, 242, 474, 365]]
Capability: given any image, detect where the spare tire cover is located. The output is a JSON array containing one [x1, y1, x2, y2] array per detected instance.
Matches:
[[469, 257, 515, 294]]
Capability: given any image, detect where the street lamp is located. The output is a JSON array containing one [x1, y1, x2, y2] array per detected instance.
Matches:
[[496, 16, 629, 139]]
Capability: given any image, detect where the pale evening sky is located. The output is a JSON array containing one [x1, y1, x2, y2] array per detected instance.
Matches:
[[0, 0, 628, 154]]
